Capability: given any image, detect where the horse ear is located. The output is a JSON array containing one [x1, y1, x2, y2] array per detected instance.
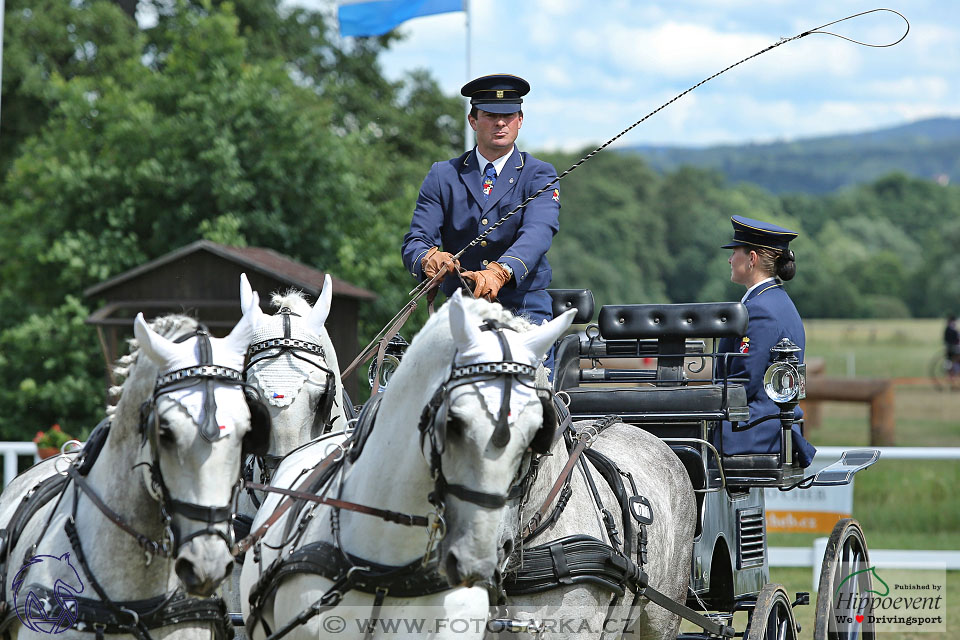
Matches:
[[239, 273, 266, 329], [222, 288, 259, 356], [449, 290, 483, 352], [519, 309, 576, 359], [134, 313, 180, 368], [307, 274, 332, 334]]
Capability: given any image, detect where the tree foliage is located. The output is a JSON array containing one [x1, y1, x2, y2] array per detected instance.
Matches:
[[0, 0, 461, 437], [1, 0, 959, 442]]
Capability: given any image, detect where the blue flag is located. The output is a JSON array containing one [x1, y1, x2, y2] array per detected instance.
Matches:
[[339, 0, 464, 37]]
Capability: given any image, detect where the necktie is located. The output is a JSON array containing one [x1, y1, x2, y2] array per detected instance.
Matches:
[[482, 163, 497, 202]]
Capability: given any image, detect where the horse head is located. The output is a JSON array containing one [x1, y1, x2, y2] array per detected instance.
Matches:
[[424, 290, 575, 587], [240, 273, 341, 466], [132, 278, 258, 597]]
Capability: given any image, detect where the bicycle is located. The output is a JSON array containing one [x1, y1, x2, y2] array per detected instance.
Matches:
[[929, 350, 960, 390]]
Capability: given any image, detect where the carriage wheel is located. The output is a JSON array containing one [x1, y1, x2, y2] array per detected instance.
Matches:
[[814, 518, 875, 640], [745, 584, 798, 640]]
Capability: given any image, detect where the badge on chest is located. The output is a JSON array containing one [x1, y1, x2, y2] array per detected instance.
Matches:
[[482, 175, 495, 196]]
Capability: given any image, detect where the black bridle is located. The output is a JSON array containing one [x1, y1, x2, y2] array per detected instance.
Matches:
[[243, 307, 338, 463], [419, 320, 547, 512], [135, 329, 250, 555]]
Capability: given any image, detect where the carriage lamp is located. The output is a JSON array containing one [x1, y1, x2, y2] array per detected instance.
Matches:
[[764, 338, 806, 466], [763, 338, 806, 404], [368, 334, 409, 391]]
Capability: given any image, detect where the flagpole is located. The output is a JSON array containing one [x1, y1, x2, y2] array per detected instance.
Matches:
[[463, 0, 471, 153]]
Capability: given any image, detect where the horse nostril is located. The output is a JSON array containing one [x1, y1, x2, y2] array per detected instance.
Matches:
[[500, 537, 514, 560]]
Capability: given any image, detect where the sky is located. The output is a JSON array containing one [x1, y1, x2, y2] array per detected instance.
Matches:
[[293, 0, 960, 152]]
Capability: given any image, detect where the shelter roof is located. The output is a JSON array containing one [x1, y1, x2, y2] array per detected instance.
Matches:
[[83, 240, 376, 300]]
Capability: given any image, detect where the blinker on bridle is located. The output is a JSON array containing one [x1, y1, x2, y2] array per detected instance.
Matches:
[[243, 307, 336, 422], [420, 319, 544, 510]]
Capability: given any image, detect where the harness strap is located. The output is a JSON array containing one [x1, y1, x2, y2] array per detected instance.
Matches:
[[64, 518, 156, 640], [67, 466, 169, 558], [244, 482, 429, 527], [196, 331, 220, 443], [520, 438, 587, 540], [22, 584, 233, 640], [233, 442, 348, 556], [504, 534, 643, 597], [364, 588, 388, 640]]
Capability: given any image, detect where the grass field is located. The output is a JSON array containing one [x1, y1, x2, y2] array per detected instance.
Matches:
[[766, 319, 959, 638]]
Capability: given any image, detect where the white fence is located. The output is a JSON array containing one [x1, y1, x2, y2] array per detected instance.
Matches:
[[768, 446, 960, 589], [0, 441, 40, 488]]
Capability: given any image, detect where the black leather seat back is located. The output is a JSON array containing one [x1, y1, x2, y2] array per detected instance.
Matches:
[[598, 302, 748, 340], [547, 289, 595, 324]]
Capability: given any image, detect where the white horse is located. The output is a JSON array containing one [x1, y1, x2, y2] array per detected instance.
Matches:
[[500, 419, 697, 640], [224, 274, 348, 620], [0, 283, 260, 640], [240, 290, 575, 640]]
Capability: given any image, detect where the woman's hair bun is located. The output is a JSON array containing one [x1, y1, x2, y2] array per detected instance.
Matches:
[[776, 249, 797, 281]]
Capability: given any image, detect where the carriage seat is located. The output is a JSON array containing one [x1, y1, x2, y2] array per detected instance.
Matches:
[[721, 452, 804, 487], [565, 384, 748, 420], [547, 289, 595, 324]]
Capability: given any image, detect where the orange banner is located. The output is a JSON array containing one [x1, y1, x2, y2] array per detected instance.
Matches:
[[765, 510, 851, 533]]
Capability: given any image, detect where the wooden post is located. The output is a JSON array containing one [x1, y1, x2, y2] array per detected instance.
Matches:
[[803, 377, 895, 446], [870, 382, 896, 446], [800, 357, 826, 429]]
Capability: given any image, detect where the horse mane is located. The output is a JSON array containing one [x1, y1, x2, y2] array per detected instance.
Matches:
[[270, 289, 313, 317], [106, 315, 201, 442], [393, 297, 537, 396]]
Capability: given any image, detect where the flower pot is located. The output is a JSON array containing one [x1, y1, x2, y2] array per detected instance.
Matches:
[[37, 447, 59, 459]]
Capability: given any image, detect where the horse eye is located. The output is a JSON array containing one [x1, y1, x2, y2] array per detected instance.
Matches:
[[448, 415, 466, 435], [157, 424, 175, 444]]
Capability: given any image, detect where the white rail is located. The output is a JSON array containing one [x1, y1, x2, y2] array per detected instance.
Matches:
[[0, 441, 39, 488], [769, 446, 960, 589]]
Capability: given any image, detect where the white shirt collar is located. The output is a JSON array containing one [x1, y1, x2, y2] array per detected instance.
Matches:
[[741, 277, 776, 303], [476, 146, 514, 176]]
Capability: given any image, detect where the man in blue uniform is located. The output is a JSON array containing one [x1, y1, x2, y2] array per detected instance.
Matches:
[[715, 216, 817, 468], [401, 74, 560, 367]]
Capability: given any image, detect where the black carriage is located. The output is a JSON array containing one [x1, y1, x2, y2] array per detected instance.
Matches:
[[545, 289, 879, 640]]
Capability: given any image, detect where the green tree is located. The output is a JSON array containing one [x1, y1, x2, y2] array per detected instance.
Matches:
[[0, 0, 141, 176], [0, 0, 463, 436]]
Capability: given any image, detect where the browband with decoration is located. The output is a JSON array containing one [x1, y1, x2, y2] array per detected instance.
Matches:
[[154, 365, 243, 390], [450, 362, 537, 379], [247, 337, 326, 358]]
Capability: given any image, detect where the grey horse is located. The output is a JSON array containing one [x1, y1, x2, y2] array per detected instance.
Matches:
[[500, 417, 697, 640]]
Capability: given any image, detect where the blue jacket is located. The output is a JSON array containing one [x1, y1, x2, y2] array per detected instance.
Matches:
[[716, 280, 817, 467], [401, 147, 559, 312]]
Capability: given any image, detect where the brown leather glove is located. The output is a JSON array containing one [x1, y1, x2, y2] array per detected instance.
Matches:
[[421, 247, 459, 280], [463, 262, 512, 301]]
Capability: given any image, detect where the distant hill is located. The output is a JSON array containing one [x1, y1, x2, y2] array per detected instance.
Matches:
[[626, 117, 960, 194]]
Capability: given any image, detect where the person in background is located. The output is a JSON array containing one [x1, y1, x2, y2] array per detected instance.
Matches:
[[715, 215, 817, 467], [945, 314, 960, 386], [401, 73, 561, 372]]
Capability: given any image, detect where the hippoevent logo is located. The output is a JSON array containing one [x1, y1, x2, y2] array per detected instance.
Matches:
[[12, 553, 85, 634], [831, 565, 946, 633]]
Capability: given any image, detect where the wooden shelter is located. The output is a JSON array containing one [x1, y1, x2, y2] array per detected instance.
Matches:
[[84, 240, 376, 396]]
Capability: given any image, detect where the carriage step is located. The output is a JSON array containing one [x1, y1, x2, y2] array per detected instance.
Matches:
[[811, 449, 880, 486]]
